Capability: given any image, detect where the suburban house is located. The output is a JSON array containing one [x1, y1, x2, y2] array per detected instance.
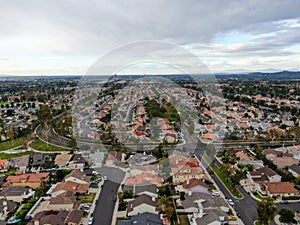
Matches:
[[29, 209, 83, 225], [64, 169, 91, 184], [180, 193, 228, 225], [118, 212, 163, 225], [3, 172, 50, 189], [175, 178, 210, 194], [49, 192, 78, 211], [172, 165, 205, 184], [68, 154, 86, 169], [127, 194, 157, 216], [9, 155, 30, 171], [0, 199, 17, 220], [247, 166, 281, 185], [261, 182, 298, 197], [263, 148, 299, 169], [0, 186, 33, 203], [106, 151, 124, 166], [29, 154, 50, 167], [125, 172, 164, 186], [51, 181, 89, 197], [123, 184, 158, 199], [288, 164, 300, 178], [127, 153, 157, 166], [54, 154, 72, 168], [0, 160, 9, 172]]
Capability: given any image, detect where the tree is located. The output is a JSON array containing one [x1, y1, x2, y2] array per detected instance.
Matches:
[[257, 197, 277, 225], [158, 195, 170, 211], [36, 105, 52, 126], [7, 127, 15, 146], [221, 163, 234, 183], [69, 137, 77, 149], [279, 208, 296, 224]]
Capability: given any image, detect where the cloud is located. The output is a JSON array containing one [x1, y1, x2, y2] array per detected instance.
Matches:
[[0, 0, 300, 74]]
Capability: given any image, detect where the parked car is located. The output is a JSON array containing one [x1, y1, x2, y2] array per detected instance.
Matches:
[[279, 200, 289, 204], [113, 194, 117, 202], [104, 176, 108, 181], [91, 180, 100, 185], [228, 215, 237, 220], [88, 217, 93, 225], [80, 204, 91, 211], [227, 199, 234, 206], [212, 191, 220, 197]]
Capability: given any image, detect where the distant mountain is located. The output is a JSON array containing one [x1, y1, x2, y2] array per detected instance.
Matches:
[[215, 71, 300, 79]]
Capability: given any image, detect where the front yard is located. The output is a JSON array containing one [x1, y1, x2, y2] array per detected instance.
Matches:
[[77, 193, 96, 204], [212, 165, 242, 198]]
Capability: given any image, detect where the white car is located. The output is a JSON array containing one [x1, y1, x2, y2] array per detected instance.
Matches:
[[88, 217, 93, 225], [212, 191, 220, 197], [103, 176, 108, 181], [227, 199, 234, 206]]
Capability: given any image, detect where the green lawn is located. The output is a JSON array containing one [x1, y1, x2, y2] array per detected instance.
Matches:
[[0, 137, 26, 151], [0, 168, 17, 176], [253, 191, 269, 200], [77, 193, 96, 204], [0, 151, 30, 160], [176, 214, 190, 225], [30, 139, 69, 151], [212, 166, 243, 198]]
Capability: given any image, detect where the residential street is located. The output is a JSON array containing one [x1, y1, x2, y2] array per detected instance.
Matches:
[[93, 179, 120, 225]]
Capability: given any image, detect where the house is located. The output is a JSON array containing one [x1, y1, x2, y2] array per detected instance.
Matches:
[[127, 194, 157, 216], [127, 153, 157, 166], [9, 155, 30, 171], [180, 193, 228, 225], [123, 184, 158, 198], [125, 172, 164, 186], [118, 212, 163, 225], [0, 160, 9, 172], [248, 166, 281, 184], [172, 165, 205, 184], [263, 148, 299, 169], [0, 199, 17, 220], [0, 186, 33, 203], [48, 192, 78, 211], [176, 178, 210, 194], [68, 154, 86, 169], [106, 151, 123, 166], [64, 169, 91, 184], [54, 154, 72, 168], [29, 154, 50, 167], [51, 181, 89, 197], [263, 182, 298, 197], [4, 172, 50, 189], [288, 164, 300, 178], [29, 210, 83, 225]]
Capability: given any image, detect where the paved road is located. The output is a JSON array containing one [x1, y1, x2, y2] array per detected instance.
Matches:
[[195, 148, 257, 225], [93, 167, 125, 225], [93, 179, 120, 225]]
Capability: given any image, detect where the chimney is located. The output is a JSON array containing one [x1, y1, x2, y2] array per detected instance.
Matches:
[[152, 196, 155, 202], [187, 179, 190, 185], [3, 200, 7, 207]]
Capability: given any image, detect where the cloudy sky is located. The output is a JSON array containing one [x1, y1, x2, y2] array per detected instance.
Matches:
[[0, 0, 300, 75]]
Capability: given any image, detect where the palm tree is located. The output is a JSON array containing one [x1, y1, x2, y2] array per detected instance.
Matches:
[[158, 195, 170, 211], [257, 197, 277, 225], [221, 163, 234, 183]]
